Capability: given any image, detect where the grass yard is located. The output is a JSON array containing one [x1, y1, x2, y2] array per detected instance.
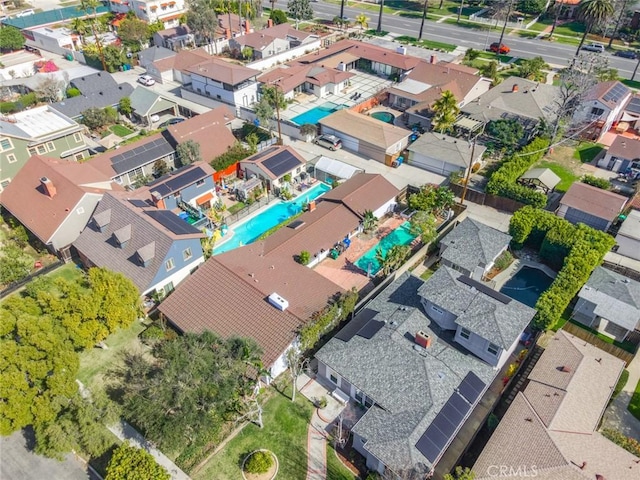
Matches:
[[621, 79, 640, 91], [420, 263, 439, 281], [46, 262, 85, 283], [109, 124, 135, 138], [535, 160, 579, 193], [628, 379, 640, 421], [396, 35, 457, 52], [77, 320, 147, 390], [193, 387, 313, 480], [227, 201, 246, 215], [327, 444, 357, 480], [572, 142, 605, 164]]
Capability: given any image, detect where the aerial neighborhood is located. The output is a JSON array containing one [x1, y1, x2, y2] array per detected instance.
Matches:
[[4, 1, 640, 479]]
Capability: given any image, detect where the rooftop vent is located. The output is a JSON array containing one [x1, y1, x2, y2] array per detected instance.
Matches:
[[396, 46, 407, 55], [268, 292, 289, 311]]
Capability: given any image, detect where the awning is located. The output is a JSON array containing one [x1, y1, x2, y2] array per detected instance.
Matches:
[[314, 156, 361, 180], [161, 3, 169, 6], [454, 116, 484, 131], [196, 192, 214, 205]]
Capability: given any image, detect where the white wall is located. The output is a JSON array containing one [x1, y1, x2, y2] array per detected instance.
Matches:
[[50, 193, 103, 251], [247, 39, 322, 71], [0, 60, 37, 79], [146, 255, 204, 296], [616, 234, 640, 261], [454, 325, 502, 368], [189, 73, 258, 107], [372, 198, 397, 219]]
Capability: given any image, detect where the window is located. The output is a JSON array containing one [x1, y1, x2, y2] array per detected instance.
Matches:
[[36, 144, 47, 155], [0, 138, 13, 151], [431, 305, 444, 315], [196, 179, 205, 187], [460, 328, 471, 340], [163, 281, 174, 295], [354, 390, 364, 404], [28, 147, 37, 156], [329, 374, 338, 384], [74, 152, 85, 161], [46, 142, 55, 152], [1, 179, 10, 190], [590, 107, 605, 117], [487, 343, 500, 356], [74, 132, 83, 143], [165, 258, 175, 271], [183, 247, 192, 261], [6, 154, 16, 164]]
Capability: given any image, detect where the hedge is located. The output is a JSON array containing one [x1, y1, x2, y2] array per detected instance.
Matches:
[[509, 207, 615, 330], [300, 289, 358, 350], [486, 137, 550, 208]]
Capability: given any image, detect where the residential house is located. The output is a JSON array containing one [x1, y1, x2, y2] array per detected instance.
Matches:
[[473, 330, 636, 480], [573, 81, 632, 141], [239, 145, 306, 193], [518, 167, 561, 194], [438, 218, 511, 280], [597, 134, 640, 173], [182, 57, 260, 107], [615, 208, 640, 261], [89, 132, 177, 188], [387, 60, 490, 128], [74, 190, 205, 295], [158, 174, 400, 378], [316, 272, 535, 476], [257, 63, 353, 101], [24, 26, 82, 56], [0, 106, 89, 190], [572, 266, 640, 342], [51, 72, 134, 120], [145, 48, 211, 85], [458, 77, 559, 135], [145, 162, 217, 211], [0, 155, 121, 259], [152, 25, 194, 52], [319, 109, 411, 164], [229, 23, 318, 60], [556, 182, 627, 231], [407, 132, 486, 176], [138, 45, 176, 69], [107, 0, 187, 28], [129, 87, 179, 126], [165, 105, 236, 163]]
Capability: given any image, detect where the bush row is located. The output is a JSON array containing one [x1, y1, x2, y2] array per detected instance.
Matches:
[[509, 207, 615, 330], [486, 137, 550, 208], [0, 92, 37, 114]]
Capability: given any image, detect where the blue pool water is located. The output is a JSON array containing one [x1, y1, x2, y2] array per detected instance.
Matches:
[[291, 102, 347, 126], [499, 266, 554, 308], [213, 182, 332, 255], [355, 222, 418, 275]]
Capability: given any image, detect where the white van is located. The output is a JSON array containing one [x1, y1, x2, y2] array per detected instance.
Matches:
[[16, 9, 35, 17]]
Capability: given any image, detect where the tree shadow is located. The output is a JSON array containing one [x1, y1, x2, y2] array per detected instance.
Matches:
[[21, 426, 36, 452]]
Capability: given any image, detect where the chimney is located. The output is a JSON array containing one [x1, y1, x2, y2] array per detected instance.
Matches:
[[40, 177, 57, 198], [430, 54, 437, 64], [512, 84, 519, 93], [308, 200, 316, 212], [245, 19, 250, 34], [396, 46, 407, 55], [337, 61, 346, 72], [225, 27, 231, 39], [415, 330, 432, 349], [267, 18, 273, 28], [151, 191, 164, 209]]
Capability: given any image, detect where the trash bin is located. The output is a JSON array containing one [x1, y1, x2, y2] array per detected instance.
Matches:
[[65, 53, 73, 61]]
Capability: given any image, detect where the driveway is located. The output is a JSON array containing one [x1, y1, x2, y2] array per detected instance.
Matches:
[[0, 430, 89, 480]]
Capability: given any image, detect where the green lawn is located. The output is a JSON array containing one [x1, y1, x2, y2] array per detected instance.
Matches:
[[396, 35, 457, 52], [327, 445, 357, 480], [227, 202, 246, 215], [535, 160, 579, 193], [109, 124, 134, 138], [628, 379, 640, 421], [572, 142, 605, 164], [420, 264, 439, 281], [47, 262, 85, 283], [77, 320, 147, 389], [529, 20, 586, 36], [613, 369, 630, 400], [621, 79, 640, 91], [193, 387, 313, 480]]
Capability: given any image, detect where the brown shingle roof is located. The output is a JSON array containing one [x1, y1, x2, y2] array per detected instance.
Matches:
[[319, 109, 411, 149], [607, 134, 640, 161], [560, 182, 628, 220], [185, 58, 259, 85], [257, 64, 353, 94], [0, 155, 119, 244], [320, 172, 400, 217], [159, 48, 211, 73], [167, 106, 236, 162], [585, 80, 631, 109]]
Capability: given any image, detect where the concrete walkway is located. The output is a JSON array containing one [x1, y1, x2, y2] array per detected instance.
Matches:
[[602, 352, 640, 441]]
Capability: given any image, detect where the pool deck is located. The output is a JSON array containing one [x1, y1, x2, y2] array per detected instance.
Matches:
[[313, 216, 405, 292], [493, 257, 558, 291]]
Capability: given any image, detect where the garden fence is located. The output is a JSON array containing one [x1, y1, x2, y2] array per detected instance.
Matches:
[[561, 322, 635, 366], [224, 195, 273, 227], [0, 260, 64, 299]]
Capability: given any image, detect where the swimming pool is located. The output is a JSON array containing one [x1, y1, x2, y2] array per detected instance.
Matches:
[[213, 182, 332, 255], [355, 222, 417, 275], [370, 111, 395, 124], [499, 266, 554, 308], [291, 102, 347, 126]]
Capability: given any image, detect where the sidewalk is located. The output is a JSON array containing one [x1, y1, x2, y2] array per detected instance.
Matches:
[[602, 353, 640, 441]]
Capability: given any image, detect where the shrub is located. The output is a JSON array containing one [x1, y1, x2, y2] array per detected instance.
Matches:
[[245, 451, 273, 474], [494, 250, 513, 271], [298, 250, 311, 265], [316, 396, 328, 409], [210, 143, 251, 171], [601, 428, 640, 457], [66, 87, 81, 98], [581, 175, 610, 190], [612, 369, 629, 400], [140, 325, 165, 344]]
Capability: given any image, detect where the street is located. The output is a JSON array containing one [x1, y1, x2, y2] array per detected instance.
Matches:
[[272, 0, 640, 79]]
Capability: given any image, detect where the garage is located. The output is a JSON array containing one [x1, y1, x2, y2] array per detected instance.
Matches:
[[321, 126, 360, 152]]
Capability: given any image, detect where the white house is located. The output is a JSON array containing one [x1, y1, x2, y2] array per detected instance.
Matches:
[[24, 27, 82, 56], [573, 81, 632, 141], [107, 0, 186, 28], [616, 209, 640, 261]]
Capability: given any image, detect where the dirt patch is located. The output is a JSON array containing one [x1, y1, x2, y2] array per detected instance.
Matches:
[[335, 436, 367, 478], [544, 146, 587, 176]]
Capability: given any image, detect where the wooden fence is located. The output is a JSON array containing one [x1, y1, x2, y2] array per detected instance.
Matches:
[[0, 260, 64, 299], [561, 321, 635, 366], [449, 183, 526, 213]]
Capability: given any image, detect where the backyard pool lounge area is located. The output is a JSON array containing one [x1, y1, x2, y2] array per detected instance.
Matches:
[[290, 102, 348, 126], [355, 222, 417, 275], [213, 182, 331, 254]]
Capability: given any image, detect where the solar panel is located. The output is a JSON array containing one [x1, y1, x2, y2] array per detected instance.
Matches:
[[110, 137, 175, 175], [447, 392, 471, 421], [334, 308, 378, 342], [458, 372, 486, 405], [262, 150, 302, 178], [356, 319, 385, 339], [602, 83, 629, 104], [457, 275, 512, 304], [288, 220, 305, 229], [145, 210, 201, 235], [248, 146, 278, 161], [129, 199, 149, 208], [415, 434, 441, 465], [153, 167, 206, 196], [626, 97, 640, 115]]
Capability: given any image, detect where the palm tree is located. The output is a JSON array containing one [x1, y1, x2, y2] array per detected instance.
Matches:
[[431, 90, 460, 133], [419, 0, 428, 40], [362, 210, 377, 234], [376, 0, 386, 34], [607, 0, 628, 48], [575, 0, 615, 55], [70, 18, 88, 45], [355, 13, 369, 31], [375, 245, 410, 276]]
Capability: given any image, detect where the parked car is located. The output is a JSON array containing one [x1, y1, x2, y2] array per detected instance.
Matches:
[[15, 9, 34, 17], [489, 42, 510, 54], [314, 134, 342, 151], [138, 74, 156, 86], [614, 50, 638, 59], [159, 117, 186, 128], [582, 43, 605, 53]]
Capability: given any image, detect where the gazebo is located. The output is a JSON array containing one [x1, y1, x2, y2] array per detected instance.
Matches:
[[518, 167, 561, 194]]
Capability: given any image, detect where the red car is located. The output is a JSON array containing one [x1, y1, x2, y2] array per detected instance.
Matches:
[[489, 42, 510, 54]]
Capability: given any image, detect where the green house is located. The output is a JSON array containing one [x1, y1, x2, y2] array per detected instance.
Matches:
[[0, 105, 89, 192]]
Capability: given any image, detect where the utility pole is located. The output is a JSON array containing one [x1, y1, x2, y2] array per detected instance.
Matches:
[[419, 0, 428, 41], [608, 0, 628, 48], [457, 0, 465, 23], [376, 0, 385, 34], [460, 137, 476, 206], [497, 0, 513, 49], [272, 82, 283, 145], [340, 0, 345, 21]]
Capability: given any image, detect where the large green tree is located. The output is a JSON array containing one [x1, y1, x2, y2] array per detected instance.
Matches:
[[375, 244, 410, 276], [105, 443, 170, 480], [431, 90, 460, 133], [187, 0, 218, 52], [575, 0, 615, 54], [409, 211, 438, 244], [0, 27, 25, 51], [287, 0, 313, 27], [118, 17, 150, 49], [176, 139, 202, 166]]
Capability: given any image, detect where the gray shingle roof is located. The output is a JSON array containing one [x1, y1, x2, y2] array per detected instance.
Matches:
[[418, 267, 536, 348], [316, 274, 496, 473], [52, 80, 134, 119], [73, 192, 203, 292], [577, 266, 640, 331], [138, 45, 176, 67], [407, 132, 486, 168], [70, 72, 119, 95], [439, 218, 512, 273]]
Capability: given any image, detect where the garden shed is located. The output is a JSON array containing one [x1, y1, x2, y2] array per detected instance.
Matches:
[[518, 167, 561, 193]]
